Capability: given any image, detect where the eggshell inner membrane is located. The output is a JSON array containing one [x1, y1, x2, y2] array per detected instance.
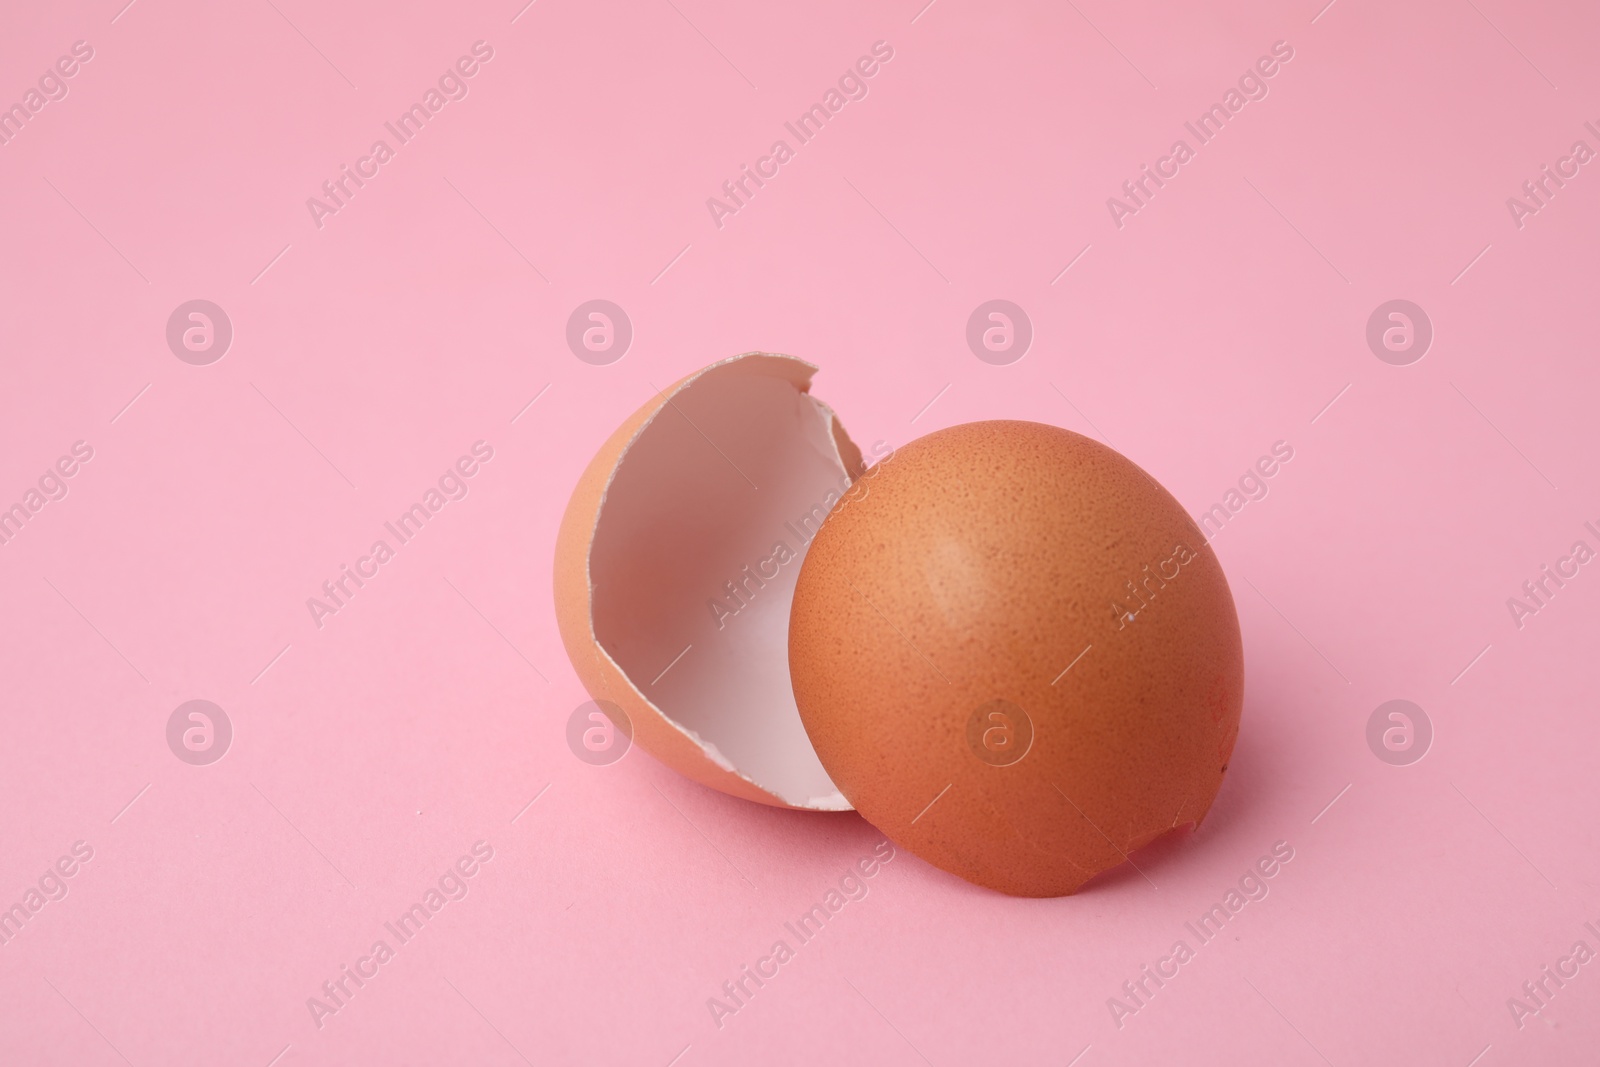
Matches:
[[589, 359, 853, 809]]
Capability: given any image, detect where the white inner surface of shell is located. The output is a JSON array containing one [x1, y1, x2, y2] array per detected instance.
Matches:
[[589, 355, 854, 810]]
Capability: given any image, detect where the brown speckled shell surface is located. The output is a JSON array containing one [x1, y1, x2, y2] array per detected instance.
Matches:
[[788, 421, 1243, 896]]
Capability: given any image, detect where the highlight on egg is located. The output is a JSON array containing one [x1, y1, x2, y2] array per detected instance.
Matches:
[[553, 353, 867, 810]]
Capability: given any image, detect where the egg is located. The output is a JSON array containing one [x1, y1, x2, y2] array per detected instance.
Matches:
[[788, 420, 1243, 896], [556, 364, 1245, 895], [553, 353, 865, 810]]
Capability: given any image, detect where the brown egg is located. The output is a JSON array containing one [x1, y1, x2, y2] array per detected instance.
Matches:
[[788, 421, 1243, 896], [553, 353, 867, 810]]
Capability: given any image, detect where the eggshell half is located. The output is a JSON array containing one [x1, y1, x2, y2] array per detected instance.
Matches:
[[554, 354, 864, 810], [788, 421, 1244, 895]]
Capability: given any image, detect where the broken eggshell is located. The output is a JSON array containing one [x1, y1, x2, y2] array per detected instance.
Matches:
[[553, 353, 865, 810], [787, 421, 1245, 897]]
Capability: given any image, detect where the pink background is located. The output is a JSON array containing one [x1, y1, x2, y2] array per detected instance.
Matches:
[[2, 0, 1598, 1063]]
